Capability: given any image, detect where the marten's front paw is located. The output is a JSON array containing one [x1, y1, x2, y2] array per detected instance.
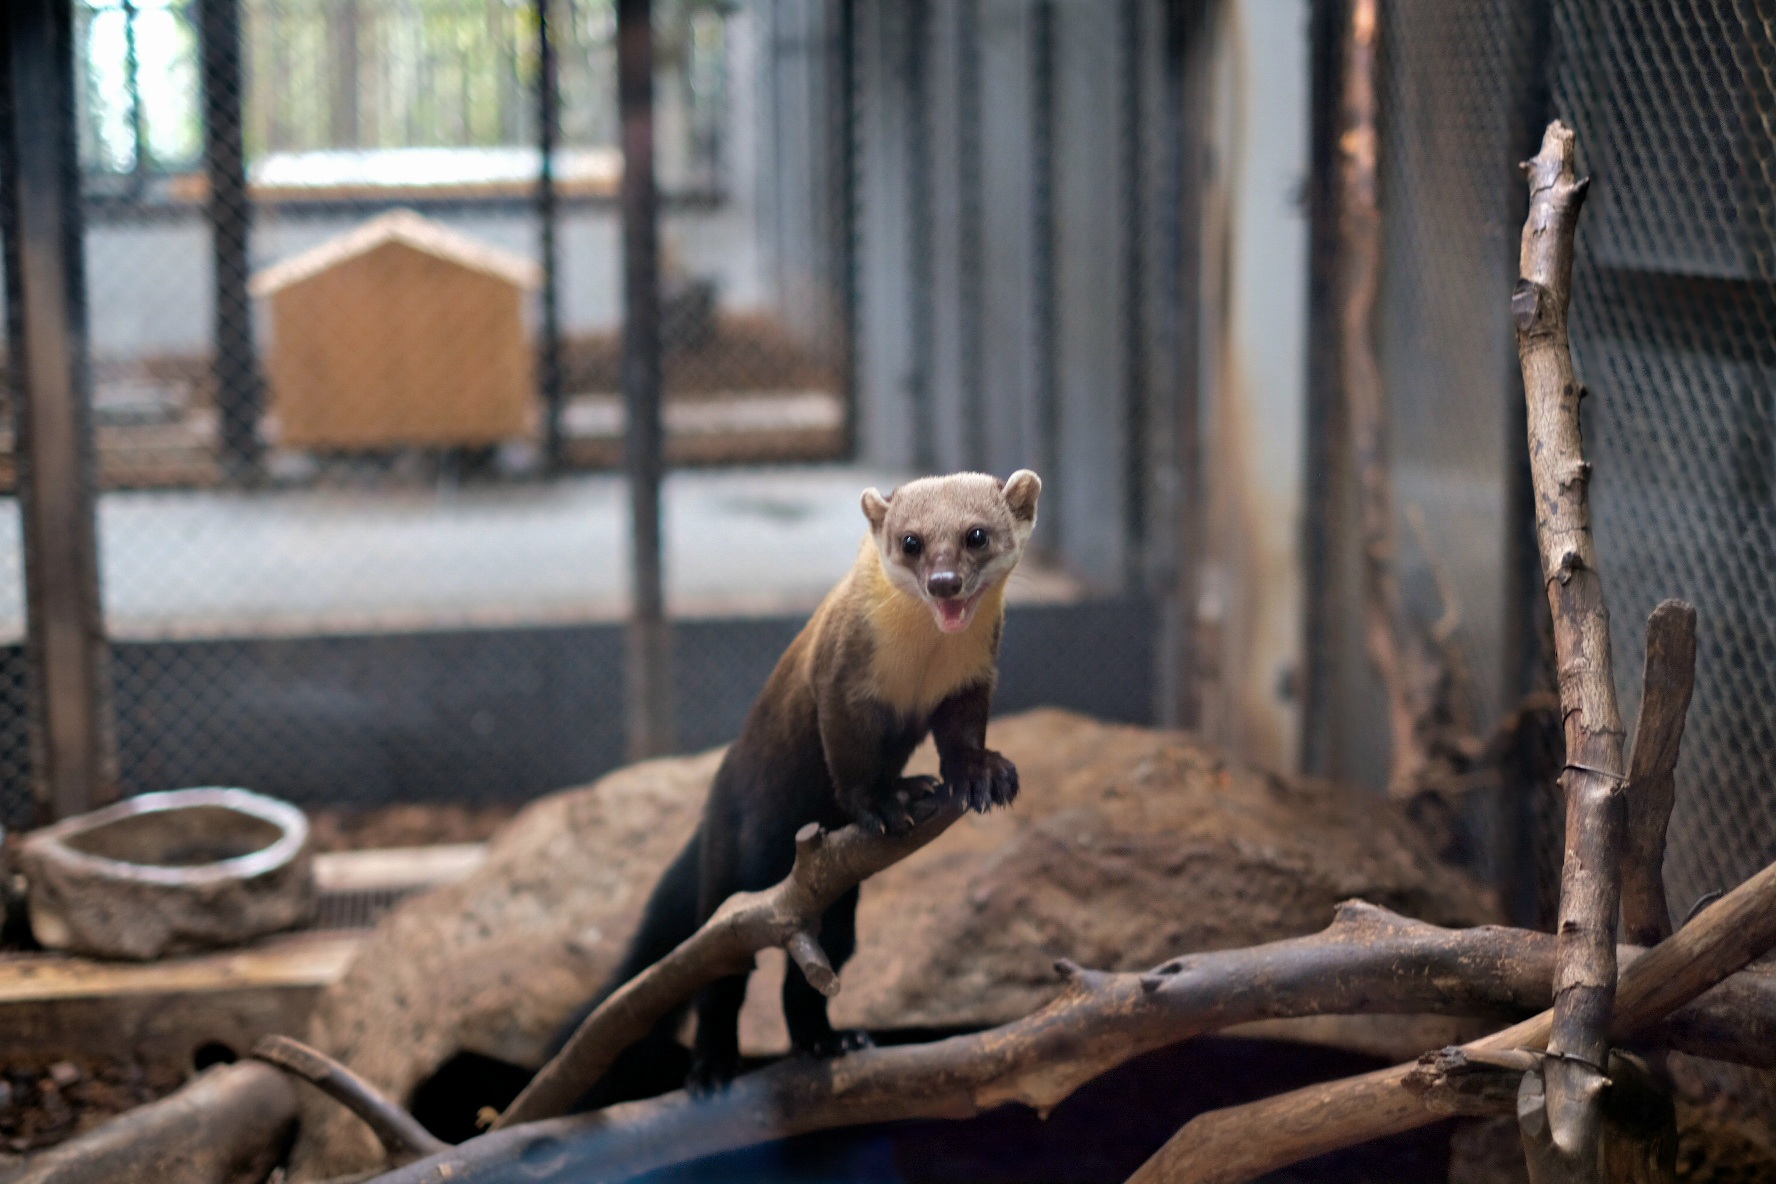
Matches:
[[686, 1049, 740, 1097], [943, 749, 1019, 812], [848, 775, 942, 836]]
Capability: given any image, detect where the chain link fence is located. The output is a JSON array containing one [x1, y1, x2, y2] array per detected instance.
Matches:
[[1345, 0, 1776, 934], [2, 0, 1169, 827]]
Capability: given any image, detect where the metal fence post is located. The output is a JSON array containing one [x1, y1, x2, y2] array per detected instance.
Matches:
[[197, 0, 262, 483], [1029, 0, 1059, 559], [905, 0, 937, 474], [536, 0, 566, 471], [0, 0, 119, 822], [619, 0, 673, 760]]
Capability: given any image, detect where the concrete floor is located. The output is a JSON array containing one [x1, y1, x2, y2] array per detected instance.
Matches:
[[0, 465, 1080, 641]]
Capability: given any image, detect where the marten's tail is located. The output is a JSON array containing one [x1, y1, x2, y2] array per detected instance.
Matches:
[[545, 828, 704, 1107]]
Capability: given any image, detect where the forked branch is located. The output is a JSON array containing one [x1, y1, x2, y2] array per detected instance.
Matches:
[[1121, 853, 1776, 1184], [362, 893, 1776, 1184], [495, 780, 967, 1127]]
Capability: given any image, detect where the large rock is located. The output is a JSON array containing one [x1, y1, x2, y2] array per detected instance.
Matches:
[[291, 710, 1497, 1177]]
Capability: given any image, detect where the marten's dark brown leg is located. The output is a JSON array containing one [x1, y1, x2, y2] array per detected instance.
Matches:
[[782, 885, 871, 1057], [931, 681, 1018, 811]]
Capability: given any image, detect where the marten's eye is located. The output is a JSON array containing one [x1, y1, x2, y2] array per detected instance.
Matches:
[[901, 534, 923, 557], [965, 527, 989, 550]]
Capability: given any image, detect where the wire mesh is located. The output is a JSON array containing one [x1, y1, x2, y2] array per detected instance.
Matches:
[[1365, 0, 1776, 929], [1553, 0, 1776, 924]]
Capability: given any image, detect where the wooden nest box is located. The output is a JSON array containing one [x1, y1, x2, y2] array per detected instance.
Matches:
[[251, 209, 541, 450]]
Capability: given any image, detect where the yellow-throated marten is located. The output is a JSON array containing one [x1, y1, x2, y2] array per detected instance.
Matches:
[[565, 469, 1042, 1099]]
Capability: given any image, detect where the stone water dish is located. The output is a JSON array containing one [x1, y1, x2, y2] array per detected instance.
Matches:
[[20, 787, 314, 960]]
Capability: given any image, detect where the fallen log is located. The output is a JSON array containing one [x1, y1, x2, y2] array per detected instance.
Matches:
[[6, 1061, 295, 1184], [359, 895, 1776, 1184]]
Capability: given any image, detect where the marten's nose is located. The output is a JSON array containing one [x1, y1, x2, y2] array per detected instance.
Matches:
[[927, 571, 963, 599]]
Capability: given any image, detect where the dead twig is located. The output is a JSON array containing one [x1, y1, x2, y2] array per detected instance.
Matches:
[[1620, 600, 1697, 948], [1121, 849, 1776, 1184], [251, 1035, 447, 1166], [495, 782, 968, 1127], [360, 895, 1776, 1184]]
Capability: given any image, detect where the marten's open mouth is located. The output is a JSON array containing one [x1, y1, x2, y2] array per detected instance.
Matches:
[[930, 590, 983, 634]]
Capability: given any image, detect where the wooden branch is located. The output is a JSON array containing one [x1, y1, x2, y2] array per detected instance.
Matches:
[[7, 1061, 296, 1184], [1620, 600, 1697, 947], [1513, 117, 1625, 1174], [1337, 0, 1460, 799], [360, 896, 1776, 1184], [495, 781, 968, 1127], [1122, 851, 1776, 1184], [251, 1035, 447, 1166]]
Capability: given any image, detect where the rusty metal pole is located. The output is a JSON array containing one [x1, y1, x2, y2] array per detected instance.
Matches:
[[536, 0, 565, 471], [197, 0, 261, 484], [619, 0, 673, 760], [0, 0, 118, 821]]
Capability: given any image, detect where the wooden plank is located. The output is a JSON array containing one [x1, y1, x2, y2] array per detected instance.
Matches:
[[0, 931, 362, 1069], [312, 843, 486, 895], [0, 931, 360, 1004]]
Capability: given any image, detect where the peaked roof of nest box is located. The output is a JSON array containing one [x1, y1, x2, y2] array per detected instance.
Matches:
[[249, 208, 543, 297]]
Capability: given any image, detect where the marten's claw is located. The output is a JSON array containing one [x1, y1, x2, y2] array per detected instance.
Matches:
[[988, 754, 1019, 807], [802, 1028, 874, 1058], [686, 1051, 740, 1097], [943, 750, 1018, 813]]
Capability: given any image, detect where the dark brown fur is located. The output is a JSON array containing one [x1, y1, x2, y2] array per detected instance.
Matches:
[[563, 470, 1041, 1099]]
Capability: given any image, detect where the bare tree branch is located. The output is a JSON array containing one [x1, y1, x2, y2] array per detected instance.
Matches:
[[359, 892, 1776, 1184], [1337, 0, 1469, 799], [251, 1035, 446, 1166], [1620, 600, 1697, 948], [495, 782, 967, 1127], [1121, 850, 1776, 1184], [1512, 117, 1625, 1176]]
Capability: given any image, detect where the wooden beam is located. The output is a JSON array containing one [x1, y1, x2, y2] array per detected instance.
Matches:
[[0, 0, 117, 823]]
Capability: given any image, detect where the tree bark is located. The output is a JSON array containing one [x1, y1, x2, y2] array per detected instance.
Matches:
[[1619, 600, 1696, 948], [359, 893, 1776, 1184], [7, 1061, 296, 1184], [1121, 851, 1776, 1184], [496, 784, 967, 1127], [1513, 117, 1624, 1177]]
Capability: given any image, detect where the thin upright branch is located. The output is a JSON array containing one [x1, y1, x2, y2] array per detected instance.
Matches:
[[1514, 118, 1623, 1175], [1338, 0, 1471, 801], [496, 783, 967, 1127], [1620, 600, 1697, 948], [361, 891, 1776, 1184], [1121, 851, 1776, 1184]]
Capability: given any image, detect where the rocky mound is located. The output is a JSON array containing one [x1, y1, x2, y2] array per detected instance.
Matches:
[[291, 710, 1497, 1177]]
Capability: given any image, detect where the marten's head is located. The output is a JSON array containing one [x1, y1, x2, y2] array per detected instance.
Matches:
[[861, 470, 1041, 634]]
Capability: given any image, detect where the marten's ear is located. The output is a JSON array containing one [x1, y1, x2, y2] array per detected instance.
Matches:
[[1002, 470, 1041, 524], [861, 487, 892, 530]]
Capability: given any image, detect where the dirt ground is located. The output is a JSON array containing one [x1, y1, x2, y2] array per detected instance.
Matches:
[[0, 1057, 187, 1156], [305, 802, 521, 852]]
